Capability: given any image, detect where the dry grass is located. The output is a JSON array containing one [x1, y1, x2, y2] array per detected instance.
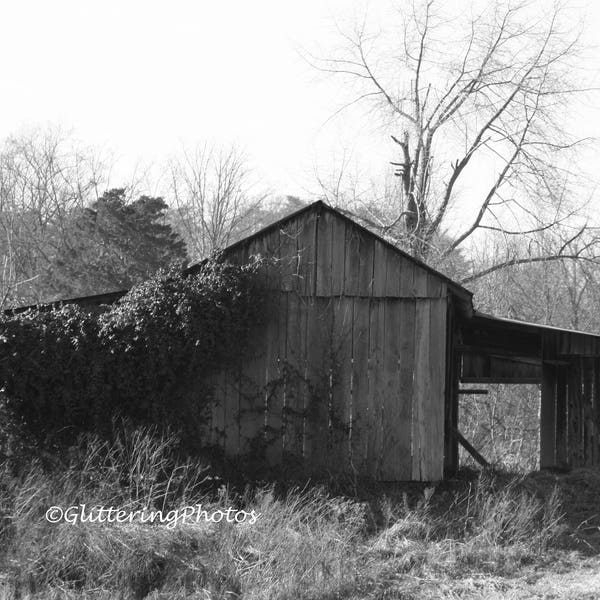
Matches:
[[0, 426, 598, 599]]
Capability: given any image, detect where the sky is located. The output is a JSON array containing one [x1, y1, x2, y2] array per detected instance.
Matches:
[[0, 0, 388, 198], [1, 0, 599, 207]]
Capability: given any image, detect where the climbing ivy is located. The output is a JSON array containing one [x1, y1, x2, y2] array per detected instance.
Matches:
[[0, 257, 267, 450]]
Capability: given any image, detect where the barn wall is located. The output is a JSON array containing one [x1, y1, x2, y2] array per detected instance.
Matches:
[[540, 357, 600, 469], [210, 206, 448, 481]]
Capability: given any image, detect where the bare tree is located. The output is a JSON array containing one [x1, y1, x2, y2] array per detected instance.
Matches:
[[167, 144, 266, 262], [312, 0, 599, 280], [472, 224, 600, 332], [0, 127, 108, 306]]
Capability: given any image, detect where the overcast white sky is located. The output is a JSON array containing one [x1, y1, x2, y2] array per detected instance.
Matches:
[[1, 0, 599, 203]]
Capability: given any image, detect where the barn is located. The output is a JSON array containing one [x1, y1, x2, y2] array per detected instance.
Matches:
[[203, 200, 600, 481], [209, 200, 469, 481], [11, 200, 600, 481]]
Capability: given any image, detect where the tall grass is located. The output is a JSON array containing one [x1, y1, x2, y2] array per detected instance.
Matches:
[[0, 425, 568, 599]]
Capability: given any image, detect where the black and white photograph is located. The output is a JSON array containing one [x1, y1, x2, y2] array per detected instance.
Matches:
[[0, 0, 599, 598]]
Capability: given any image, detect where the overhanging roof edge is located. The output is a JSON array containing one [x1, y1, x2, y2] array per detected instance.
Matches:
[[471, 310, 600, 340]]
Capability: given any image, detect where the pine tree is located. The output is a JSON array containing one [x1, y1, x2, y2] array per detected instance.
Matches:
[[46, 189, 188, 299]]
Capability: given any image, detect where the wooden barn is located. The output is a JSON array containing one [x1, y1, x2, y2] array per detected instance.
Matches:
[[208, 200, 469, 481], [10, 200, 600, 481]]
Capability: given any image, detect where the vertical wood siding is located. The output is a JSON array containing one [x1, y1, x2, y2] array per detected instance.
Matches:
[[541, 333, 600, 470], [213, 206, 448, 481]]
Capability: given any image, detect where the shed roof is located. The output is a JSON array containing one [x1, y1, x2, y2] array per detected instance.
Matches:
[[460, 310, 600, 364], [471, 310, 600, 339]]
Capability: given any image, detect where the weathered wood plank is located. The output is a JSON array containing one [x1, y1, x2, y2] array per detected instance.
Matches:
[[385, 251, 402, 297], [350, 297, 370, 475], [283, 292, 304, 462], [444, 298, 459, 476], [399, 299, 417, 478], [237, 292, 270, 455], [344, 224, 361, 296], [540, 363, 557, 469], [328, 296, 354, 471], [592, 358, 600, 466], [558, 333, 570, 356], [264, 228, 282, 291], [412, 300, 432, 480], [265, 292, 287, 466], [209, 374, 224, 449], [297, 210, 318, 296], [279, 219, 298, 293], [568, 359, 583, 467], [222, 369, 240, 457], [379, 300, 405, 480], [304, 297, 333, 472], [331, 217, 346, 296], [583, 358, 594, 466], [315, 209, 333, 296], [427, 298, 446, 481], [577, 358, 585, 467], [357, 232, 375, 296], [238, 365, 266, 456], [246, 237, 263, 261], [556, 365, 568, 467], [298, 295, 311, 460], [224, 239, 249, 266], [413, 267, 429, 298], [372, 241, 387, 297], [243, 236, 266, 292], [399, 257, 415, 297], [427, 273, 445, 298], [366, 298, 385, 478]]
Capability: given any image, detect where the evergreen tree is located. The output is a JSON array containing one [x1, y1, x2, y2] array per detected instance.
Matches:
[[46, 189, 188, 299]]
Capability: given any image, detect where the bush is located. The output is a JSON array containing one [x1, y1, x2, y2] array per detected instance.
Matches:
[[0, 257, 268, 450]]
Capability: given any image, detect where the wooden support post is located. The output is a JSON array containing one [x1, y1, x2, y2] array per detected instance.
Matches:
[[444, 301, 460, 477], [583, 358, 594, 466], [540, 362, 557, 469], [567, 359, 582, 468], [555, 366, 568, 468], [592, 358, 600, 467]]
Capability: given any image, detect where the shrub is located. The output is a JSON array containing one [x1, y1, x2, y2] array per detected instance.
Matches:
[[0, 257, 268, 450]]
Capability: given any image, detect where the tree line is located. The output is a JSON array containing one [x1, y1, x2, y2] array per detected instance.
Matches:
[[0, 129, 301, 308]]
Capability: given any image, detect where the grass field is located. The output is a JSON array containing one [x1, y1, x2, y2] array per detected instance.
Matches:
[[0, 425, 598, 599]]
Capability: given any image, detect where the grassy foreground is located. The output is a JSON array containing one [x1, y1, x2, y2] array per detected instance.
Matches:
[[0, 425, 598, 600]]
